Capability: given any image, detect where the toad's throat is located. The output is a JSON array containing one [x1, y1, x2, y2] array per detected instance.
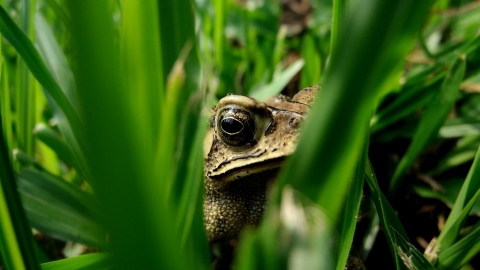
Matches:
[[208, 156, 285, 181]]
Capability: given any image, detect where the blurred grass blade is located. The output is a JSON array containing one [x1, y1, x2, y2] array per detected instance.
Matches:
[[33, 123, 79, 172], [300, 33, 322, 88], [17, 168, 105, 247], [276, 0, 434, 222], [0, 59, 13, 162], [437, 222, 480, 270], [158, 1, 196, 82], [40, 253, 111, 270], [16, 0, 36, 156], [121, 0, 163, 145], [439, 117, 480, 138], [35, 13, 77, 110], [249, 59, 304, 101], [365, 160, 411, 269], [236, 187, 334, 270], [67, 1, 194, 268], [0, 162, 24, 269], [330, 0, 346, 56], [335, 127, 369, 270], [0, 6, 81, 133], [390, 57, 466, 192], [0, 98, 39, 269], [34, 11, 86, 178]]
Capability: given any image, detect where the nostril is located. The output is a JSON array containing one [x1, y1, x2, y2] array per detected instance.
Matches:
[[288, 117, 300, 128]]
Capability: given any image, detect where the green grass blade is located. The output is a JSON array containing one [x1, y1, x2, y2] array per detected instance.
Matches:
[[158, 1, 195, 82], [17, 168, 104, 247], [0, 59, 13, 164], [390, 57, 466, 192], [365, 160, 433, 269], [429, 135, 480, 175], [0, 95, 39, 270], [249, 59, 304, 101], [330, 0, 346, 56], [0, 6, 81, 134], [0, 165, 25, 269], [392, 229, 435, 270], [40, 253, 111, 270], [34, 11, 86, 178], [300, 33, 322, 87], [66, 1, 192, 268], [213, 0, 226, 72], [33, 123, 79, 172], [365, 160, 407, 269], [436, 222, 480, 270], [35, 13, 77, 111], [121, 0, 163, 144], [371, 62, 446, 133], [439, 117, 480, 138], [335, 127, 369, 270], [435, 144, 480, 255], [276, 0, 434, 221], [15, 0, 36, 157]]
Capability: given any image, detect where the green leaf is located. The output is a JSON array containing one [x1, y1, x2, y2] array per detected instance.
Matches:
[[390, 57, 466, 192], [33, 123, 79, 171], [0, 6, 82, 137], [66, 0, 202, 268], [330, 0, 346, 57], [335, 127, 369, 270], [41, 253, 111, 270], [35, 12, 86, 178], [429, 135, 480, 175], [17, 168, 105, 247], [435, 144, 480, 258], [436, 222, 480, 270], [366, 160, 409, 269], [0, 89, 40, 270], [300, 33, 322, 88], [249, 59, 304, 101], [439, 117, 480, 138], [276, 0, 434, 221]]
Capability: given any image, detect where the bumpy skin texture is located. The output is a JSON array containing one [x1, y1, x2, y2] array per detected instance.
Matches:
[[203, 85, 318, 242]]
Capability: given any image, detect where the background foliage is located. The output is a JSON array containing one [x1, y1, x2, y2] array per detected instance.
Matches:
[[0, 0, 480, 269]]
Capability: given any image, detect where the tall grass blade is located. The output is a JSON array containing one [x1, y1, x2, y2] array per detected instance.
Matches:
[[436, 222, 480, 270], [0, 6, 81, 135], [0, 157, 24, 269], [0, 59, 13, 162], [249, 59, 304, 101], [366, 160, 433, 269], [330, 0, 346, 56], [435, 144, 480, 255], [276, 0, 434, 221], [15, 0, 37, 157], [0, 98, 39, 269], [33, 123, 79, 172], [390, 57, 466, 192], [66, 1, 196, 268], [121, 0, 163, 144], [335, 127, 369, 270]]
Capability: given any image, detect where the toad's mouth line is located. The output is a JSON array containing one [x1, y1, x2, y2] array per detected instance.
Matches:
[[208, 156, 286, 181]]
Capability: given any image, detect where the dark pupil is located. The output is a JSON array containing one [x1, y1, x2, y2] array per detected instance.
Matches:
[[221, 118, 243, 134]]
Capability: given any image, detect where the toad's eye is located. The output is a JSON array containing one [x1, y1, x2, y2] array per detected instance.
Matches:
[[217, 108, 255, 146], [221, 117, 244, 134]]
